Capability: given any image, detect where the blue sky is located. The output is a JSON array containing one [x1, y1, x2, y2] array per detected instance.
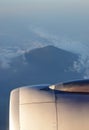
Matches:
[[0, 0, 89, 58]]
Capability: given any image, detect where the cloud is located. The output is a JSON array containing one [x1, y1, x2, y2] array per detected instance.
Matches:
[[0, 47, 27, 69], [29, 26, 89, 79], [0, 26, 89, 78], [30, 26, 89, 56]]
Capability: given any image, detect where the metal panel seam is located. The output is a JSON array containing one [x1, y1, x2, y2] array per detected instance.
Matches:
[[20, 101, 55, 105], [19, 89, 20, 130], [55, 91, 58, 130]]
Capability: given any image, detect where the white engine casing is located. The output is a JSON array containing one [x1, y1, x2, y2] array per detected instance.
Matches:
[[9, 83, 89, 130]]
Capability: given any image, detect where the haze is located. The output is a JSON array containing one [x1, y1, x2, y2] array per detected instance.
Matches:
[[0, 0, 89, 43], [0, 0, 89, 79]]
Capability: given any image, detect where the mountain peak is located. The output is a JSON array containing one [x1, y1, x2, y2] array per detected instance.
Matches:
[[25, 45, 76, 57]]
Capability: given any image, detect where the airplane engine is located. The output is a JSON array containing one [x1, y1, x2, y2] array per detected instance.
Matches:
[[9, 81, 89, 130]]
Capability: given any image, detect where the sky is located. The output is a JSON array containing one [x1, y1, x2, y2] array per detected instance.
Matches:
[[0, 0, 89, 42], [0, 0, 89, 78], [0, 0, 89, 16], [0, 0, 89, 37]]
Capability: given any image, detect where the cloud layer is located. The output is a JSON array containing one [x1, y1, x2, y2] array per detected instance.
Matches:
[[0, 26, 89, 78], [29, 27, 89, 79]]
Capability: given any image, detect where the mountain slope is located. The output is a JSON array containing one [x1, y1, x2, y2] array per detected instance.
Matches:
[[10, 45, 82, 86]]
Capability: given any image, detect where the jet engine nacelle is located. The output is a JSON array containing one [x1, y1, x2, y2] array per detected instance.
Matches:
[[9, 81, 89, 130]]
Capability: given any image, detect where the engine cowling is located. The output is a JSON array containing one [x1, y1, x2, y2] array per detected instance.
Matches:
[[9, 82, 89, 130]]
